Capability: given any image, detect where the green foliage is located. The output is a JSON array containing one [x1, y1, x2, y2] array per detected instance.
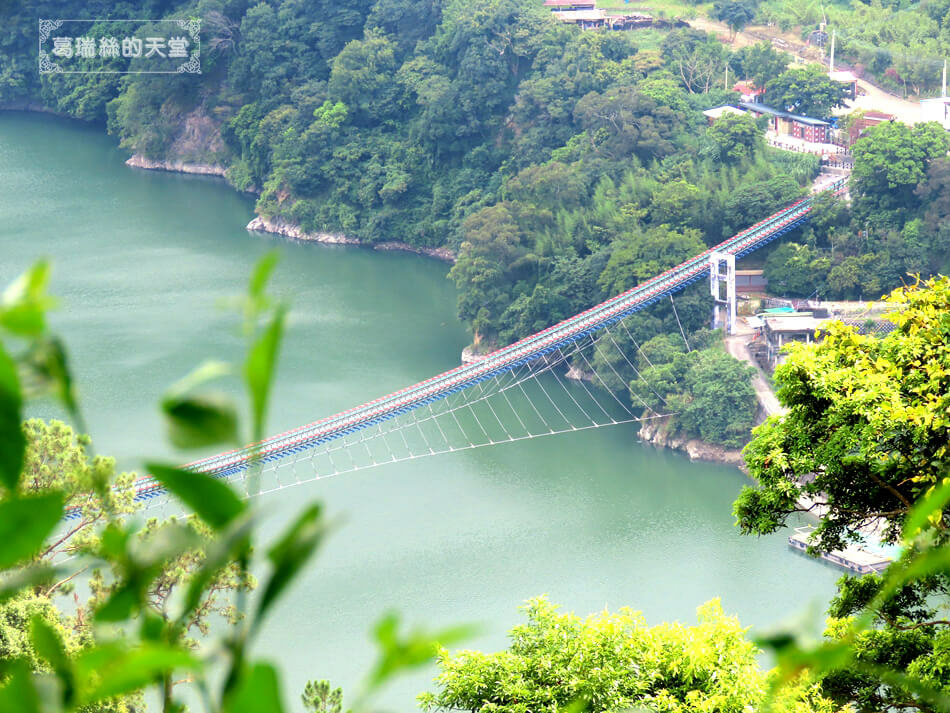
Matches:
[[630, 338, 758, 447], [735, 275, 950, 551], [0, 1, 828, 350], [661, 28, 730, 94], [419, 596, 836, 713], [712, 0, 758, 36], [730, 277, 950, 713], [734, 42, 791, 90], [852, 121, 950, 210], [763, 65, 849, 118], [302, 680, 346, 713], [598, 225, 706, 296], [763, 242, 830, 297], [706, 112, 763, 163], [0, 257, 453, 713]]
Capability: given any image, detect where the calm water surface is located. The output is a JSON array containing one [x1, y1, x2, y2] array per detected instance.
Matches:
[[0, 113, 840, 710]]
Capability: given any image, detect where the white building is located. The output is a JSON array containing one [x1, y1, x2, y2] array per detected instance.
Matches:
[[920, 97, 950, 130]]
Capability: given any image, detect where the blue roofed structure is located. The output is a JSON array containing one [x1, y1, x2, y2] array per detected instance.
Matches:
[[739, 101, 832, 143]]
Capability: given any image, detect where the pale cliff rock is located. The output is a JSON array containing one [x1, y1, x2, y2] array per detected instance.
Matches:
[[126, 154, 227, 177]]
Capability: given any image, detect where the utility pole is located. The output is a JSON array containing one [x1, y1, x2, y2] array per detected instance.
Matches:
[[943, 58, 946, 97], [829, 29, 835, 73], [724, 63, 729, 91]]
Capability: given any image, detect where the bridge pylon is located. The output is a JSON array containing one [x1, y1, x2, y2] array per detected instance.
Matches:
[[709, 251, 736, 335]]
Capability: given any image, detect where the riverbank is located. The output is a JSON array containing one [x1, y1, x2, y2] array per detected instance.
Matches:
[[638, 415, 747, 469], [124, 153, 457, 263], [246, 214, 456, 263], [126, 153, 227, 177]]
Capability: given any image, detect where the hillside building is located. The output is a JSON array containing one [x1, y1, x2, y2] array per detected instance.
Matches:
[[739, 102, 831, 143]]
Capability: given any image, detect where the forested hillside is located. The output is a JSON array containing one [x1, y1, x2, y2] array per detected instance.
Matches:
[[5, 0, 950, 352], [2, 1, 819, 344]]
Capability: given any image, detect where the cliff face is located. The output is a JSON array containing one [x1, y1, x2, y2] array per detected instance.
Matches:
[[638, 415, 747, 469]]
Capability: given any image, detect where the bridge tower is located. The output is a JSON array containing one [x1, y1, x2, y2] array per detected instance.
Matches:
[[709, 251, 736, 335]]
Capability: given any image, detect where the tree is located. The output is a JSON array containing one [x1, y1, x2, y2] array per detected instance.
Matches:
[[734, 277, 950, 549], [661, 29, 730, 94], [597, 225, 706, 296], [630, 344, 757, 447], [574, 87, 681, 162], [419, 596, 836, 713], [764, 64, 849, 118], [649, 179, 703, 229], [449, 204, 527, 343], [762, 242, 829, 297], [327, 31, 399, 124], [723, 175, 803, 237], [736, 41, 791, 90], [677, 348, 757, 447], [712, 0, 757, 40], [302, 680, 346, 713], [852, 121, 950, 211], [706, 112, 762, 163], [734, 276, 950, 712], [915, 156, 950, 232]]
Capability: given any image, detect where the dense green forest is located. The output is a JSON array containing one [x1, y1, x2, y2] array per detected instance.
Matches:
[[4, 1, 950, 332], [2, 0, 817, 347]]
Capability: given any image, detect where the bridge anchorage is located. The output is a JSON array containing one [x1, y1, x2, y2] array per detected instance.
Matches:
[[71, 179, 846, 518]]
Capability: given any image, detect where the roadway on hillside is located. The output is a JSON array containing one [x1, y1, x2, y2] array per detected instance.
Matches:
[[723, 318, 786, 420], [685, 16, 923, 124]]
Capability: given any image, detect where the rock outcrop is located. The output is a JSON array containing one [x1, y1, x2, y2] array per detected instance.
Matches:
[[126, 154, 227, 177], [638, 415, 746, 469], [246, 215, 456, 262]]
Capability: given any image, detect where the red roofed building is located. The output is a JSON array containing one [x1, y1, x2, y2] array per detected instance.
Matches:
[[733, 81, 764, 102]]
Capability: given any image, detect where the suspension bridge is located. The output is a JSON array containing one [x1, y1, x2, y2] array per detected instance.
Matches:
[[119, 178, 845, 512]]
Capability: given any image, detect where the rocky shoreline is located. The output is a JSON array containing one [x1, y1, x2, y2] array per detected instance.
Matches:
[[638, 414, 747, 469], [126, 153, 228, 177], [123, 155, 458, 263], [246, 214, 456, 263]]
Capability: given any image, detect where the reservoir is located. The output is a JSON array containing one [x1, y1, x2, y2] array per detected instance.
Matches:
[[0, 112, 840, 708]]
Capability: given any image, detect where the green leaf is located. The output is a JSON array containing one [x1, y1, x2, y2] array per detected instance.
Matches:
[[95, 581, 144, 623], [146, 463, 246, 530], [244, 304, 287, 441], [256, 504, 325, 625], [0, 659, 40, 713], [21, 337, 80, 422], [223, 662, 285, 713], [162, 393, 239, 450], [30, 615, 73, 701], [0, 493, 64, 568], [367, 612, 476, 692], [0, 343, 24, 492], [249, 252, 280, 302], [0, 565, 57, 603], [0, 260, 55, 338], [165, 360, 231, 398], [74, 642, 198, 704], [903, 479, 950, 540]]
